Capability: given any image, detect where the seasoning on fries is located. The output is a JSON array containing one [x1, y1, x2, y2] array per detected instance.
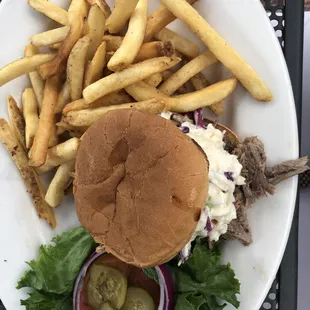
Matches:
[[0, 118, 56, 228]]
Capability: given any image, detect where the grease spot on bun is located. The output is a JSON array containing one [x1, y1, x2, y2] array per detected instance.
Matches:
[[74, 109, 209, 267]]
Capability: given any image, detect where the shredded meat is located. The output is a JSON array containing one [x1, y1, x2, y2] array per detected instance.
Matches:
[[225, 136, 309, 245]]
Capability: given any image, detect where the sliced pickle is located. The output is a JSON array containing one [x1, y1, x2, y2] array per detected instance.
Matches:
[[100, 302, 116, 310], [87, 264, 127, 309], [121, 287, 155, 310]]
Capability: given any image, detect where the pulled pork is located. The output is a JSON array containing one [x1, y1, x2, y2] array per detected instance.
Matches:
[[225, 136, 309, 245]]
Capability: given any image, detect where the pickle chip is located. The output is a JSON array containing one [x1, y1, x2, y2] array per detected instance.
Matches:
[[121, 287, 155, 310], [87, 264, 127, 309]]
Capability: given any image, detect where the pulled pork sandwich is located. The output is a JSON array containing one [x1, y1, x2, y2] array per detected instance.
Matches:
[[74, 109, 209, 267]]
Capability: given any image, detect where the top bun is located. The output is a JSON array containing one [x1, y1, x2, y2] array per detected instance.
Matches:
[[74, 109, 209, 267]]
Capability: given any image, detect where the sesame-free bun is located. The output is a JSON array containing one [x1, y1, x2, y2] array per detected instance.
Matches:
[[74, 109, 209, 267]]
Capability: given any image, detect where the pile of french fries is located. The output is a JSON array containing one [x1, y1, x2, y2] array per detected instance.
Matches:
[[0, 0, 272, 228]]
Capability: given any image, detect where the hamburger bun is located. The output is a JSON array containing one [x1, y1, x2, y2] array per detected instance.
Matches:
[[74, 109, 209, 267]]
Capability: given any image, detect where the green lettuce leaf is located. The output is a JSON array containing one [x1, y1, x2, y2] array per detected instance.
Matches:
[[168, 241, 240, 310], [143, 267, 159, 284], [17, 227, 96, 309], [20, 291, 72, 310]]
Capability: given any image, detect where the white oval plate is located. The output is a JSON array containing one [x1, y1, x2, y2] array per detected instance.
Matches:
[[0, 0, 298, 309]]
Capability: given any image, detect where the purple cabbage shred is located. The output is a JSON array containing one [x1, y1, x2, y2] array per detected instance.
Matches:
[[205, 216, 213, 232], [224, 171, 234, 182], [179, 126, 190, 134], [194, 109, 207, 128]]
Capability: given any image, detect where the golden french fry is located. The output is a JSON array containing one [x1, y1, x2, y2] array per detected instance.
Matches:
[[103, 35, 175, 63], [161, 0, 272, 102], [36, 138, 80, 174], [30, 27, 70, 47], [170, 78, 238, 112], [39, 0, 88, 80], [125, 81, 167, 101], [22, 88, 39, 149], [144, 0, 197, 42], [64, 98, 167, 127], [24, 45, 45, 107], [144, 73, 163, 87], [0, 53, 55, 87], [108, 0, 148, 71], [159, 51, 218, 95], [155, 28, 199, 59], [49, 116, 59, 148], [86, 0, 111, 15], [191, 72, 224, 116], [103, 35, 124, 51], [49, 43, 62, 50], [105, 0, 139, 34], [56, 121, 88, 136], [7, 96, 26, 150], [29, 75, 60, 167], [125, 78, 237, 113], [63, 91, 133, 114], [85, 5, 107, 60], [28, 0, 69, 26], [83, 56, 181, 104], [45, 160, 75, 207], [67, 35, 91, 101], [84, 42, 107, 88], [134, 41, 174, 63], [0, 119, 56, 228], [55, 81, 71, 114]]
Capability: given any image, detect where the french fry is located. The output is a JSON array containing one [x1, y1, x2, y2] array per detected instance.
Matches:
[[22, 88, 39, 149], [64, 98, 168, 127], [55, 81, 71, 114], [161, 0, 272, 102], [134, 41, 174, 63], [144, 73, 163, 87], [103, 35, 124, 51], [56, 121, 88, 136], [159, 51, 218, 95], [63, 91, 133, 114], [125, 78, 237, 113], [170, 78, 237, 112], [83, 56, 181, 104], [108, 0, 148, 71], [154, 28, 199, 59], [49, 43, 62, 50], [7, 96, 26, 150], [67, 35, 91, 100], [36, 138, 80, 174], [30, 27, 70, 47], [105, 0, 139, 34], [85, 4, 107, 60], [45, 160, 75, 207], [103, 35, 175, 63], [0, 119, 56, 228], [144, 0, 197, 42], [29, 75, 60, 167], [125, 81, 167, 101], [39, 0, 88, 80], [28, 0, 69, 26], [24, 45, 45, 107], [84, 42, 107, 88], [86, 0, 111, 15], [191, 72, 224, 116], [0, 53, 55, 87], [49, 116, 59, 148]]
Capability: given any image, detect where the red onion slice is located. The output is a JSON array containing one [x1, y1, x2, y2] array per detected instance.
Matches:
[[73, 252, 174, 310]]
